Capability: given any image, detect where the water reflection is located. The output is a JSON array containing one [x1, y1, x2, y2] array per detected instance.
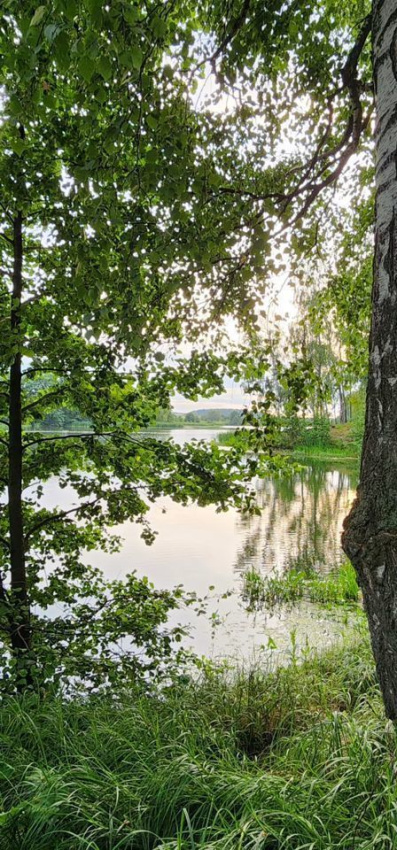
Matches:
[[38, 430, 359, 662], [235, 463, 358, 584]]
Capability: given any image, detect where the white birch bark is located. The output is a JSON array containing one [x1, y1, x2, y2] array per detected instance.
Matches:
[[343, 0, 397, 719]]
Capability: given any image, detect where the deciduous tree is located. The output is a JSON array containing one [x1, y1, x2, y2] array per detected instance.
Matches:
[[0, 0, 270, 692]]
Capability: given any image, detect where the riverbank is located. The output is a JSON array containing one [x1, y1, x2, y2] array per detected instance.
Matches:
[[1, 630, 394, 849], [291, 445, 359, 462], [217, 430, 360, 462]]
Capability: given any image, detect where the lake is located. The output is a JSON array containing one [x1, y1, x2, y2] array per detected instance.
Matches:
[[40, 429, 360, 666]]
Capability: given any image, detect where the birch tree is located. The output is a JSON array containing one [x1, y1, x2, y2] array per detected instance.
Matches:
[[342, 0, 397, 720]]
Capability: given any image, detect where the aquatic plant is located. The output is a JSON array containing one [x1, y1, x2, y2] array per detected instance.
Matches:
[[241, 561, 360, 613]]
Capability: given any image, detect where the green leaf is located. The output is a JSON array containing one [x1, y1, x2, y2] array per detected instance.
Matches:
[[62, 0, 77, 20], [146, 114, 158, 130], [44, 23, 58, 41], [131, 45, 143, 69], [124, 6, 139, 25], [86, 0, 102, 25], [10, 138, 25, 156], [94, 85, 108, 104], [78, 55, 96, 82], [54, 31, 70, 69], [151, 15, 167, 39], [86, 0, 102, 12], [98, 55, 112, 81], [118, 47, 142, 70], [30, 5, 47, 26]]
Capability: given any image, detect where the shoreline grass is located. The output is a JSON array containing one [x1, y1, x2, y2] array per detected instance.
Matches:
[[1, 629, 394, 850], [216, 430, 360, 462], [241, 561, 360, 611], [290, 445, 359, 461]]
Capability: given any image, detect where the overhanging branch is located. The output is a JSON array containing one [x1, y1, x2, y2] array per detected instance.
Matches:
[[22, 387, 66, 414], [198, 0, 252, 71], [203, 10, 373, 234]]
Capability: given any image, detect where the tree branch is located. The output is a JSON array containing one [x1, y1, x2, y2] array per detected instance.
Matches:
[[24, 482, 142, 543], [24, 498, 103, 543], [23, 431, 116, 450], [22, 388, 66, 414], [203, 11, 373, 236], [195, 0, 251, 71], [22, 367, 70, 377], [341, 13, 372, 92]]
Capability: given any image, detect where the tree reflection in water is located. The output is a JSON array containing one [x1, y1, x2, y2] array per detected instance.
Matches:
[[234, 463, 358, 594]]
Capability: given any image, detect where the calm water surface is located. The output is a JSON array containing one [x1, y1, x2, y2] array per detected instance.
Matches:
[[42, 429, 360, 664]]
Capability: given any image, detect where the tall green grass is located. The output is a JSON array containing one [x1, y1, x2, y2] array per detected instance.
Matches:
[[0, 633, 394, 850], [241, 561, 360, 612], [291, 444, 359, 460], [216, 431, 359, 460], [241, 561, 360, 611]]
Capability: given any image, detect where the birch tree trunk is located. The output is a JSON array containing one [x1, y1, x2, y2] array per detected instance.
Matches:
[[343, 0, 397, 719]]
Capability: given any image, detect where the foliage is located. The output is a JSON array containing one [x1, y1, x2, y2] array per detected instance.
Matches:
[[1, 635, 393, 850], [217, 416, 332, 450], [0, 429, 263, 691], [0, 0, 376, 693], [306, 202, 373, 383], [27, 408, 91, 432], [218, 417, 363, 461], [9, 575, 211, 695], [0, 0, 285, 691], [284, 416, 332, 448], [349, 386, 366, 449], [184, 408, 243, 426]]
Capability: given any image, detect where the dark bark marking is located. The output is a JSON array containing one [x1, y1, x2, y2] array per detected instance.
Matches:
[[377, 103, 397, 138], [376, 148, 397, 176], [373, 47, 391, 80], [376, 7, 397, 48], [389, 27, 397, 82], [376, 176, 396, 197]]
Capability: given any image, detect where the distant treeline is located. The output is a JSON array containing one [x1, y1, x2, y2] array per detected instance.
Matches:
[[158, 407, 243, 426], [27, 406, 244, 431], [27, 408, 92, 431]]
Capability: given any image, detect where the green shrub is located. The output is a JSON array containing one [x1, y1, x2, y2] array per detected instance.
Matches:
[[285, 416, 332, 448]]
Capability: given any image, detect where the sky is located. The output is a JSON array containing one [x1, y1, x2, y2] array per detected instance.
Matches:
[[173, 376, 250, 413]]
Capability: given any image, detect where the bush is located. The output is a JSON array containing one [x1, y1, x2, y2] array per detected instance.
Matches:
[[284, 416, 332, 448]]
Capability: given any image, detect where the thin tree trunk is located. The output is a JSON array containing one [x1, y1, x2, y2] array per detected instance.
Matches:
[[343, 0, 397, 719], [338, 386, 347, 424], [8, 211, 32, 686]]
